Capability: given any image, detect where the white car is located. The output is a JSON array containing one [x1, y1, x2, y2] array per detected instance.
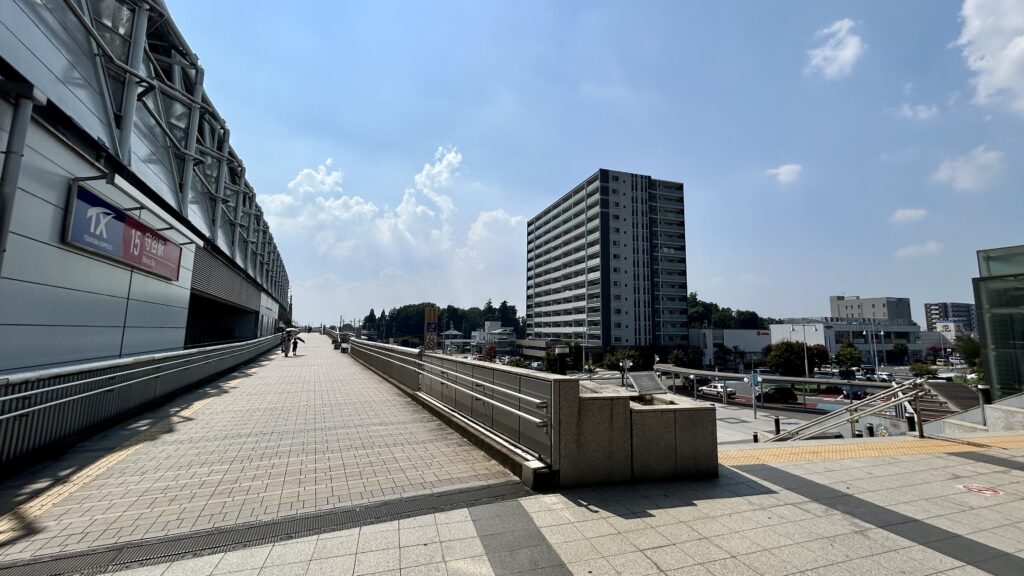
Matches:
[[698, 382, 736, 399]]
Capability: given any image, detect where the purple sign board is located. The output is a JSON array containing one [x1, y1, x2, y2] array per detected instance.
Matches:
[[65, 185, 182, 281]]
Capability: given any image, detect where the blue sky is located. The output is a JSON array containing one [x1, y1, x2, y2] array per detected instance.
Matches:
[[166, 0, 1023, 327]]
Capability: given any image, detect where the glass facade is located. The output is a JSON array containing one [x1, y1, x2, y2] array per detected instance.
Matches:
[[974, 245, 1024, 400]]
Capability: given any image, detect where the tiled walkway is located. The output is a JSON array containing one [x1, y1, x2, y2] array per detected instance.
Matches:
[[68, 443, 1024, 576], [0, 335, 514, 562], [3, 336, 1024, 576]]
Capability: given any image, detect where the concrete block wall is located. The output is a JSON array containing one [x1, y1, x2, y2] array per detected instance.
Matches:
[[559, 393, 718, 487]]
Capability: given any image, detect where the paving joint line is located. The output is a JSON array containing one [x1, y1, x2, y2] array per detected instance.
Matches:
[[0, 382, 240, 545]]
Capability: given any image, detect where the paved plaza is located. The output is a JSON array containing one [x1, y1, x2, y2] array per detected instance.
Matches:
[[0, 336, 514, 563], [2, 338, 1024, 576]]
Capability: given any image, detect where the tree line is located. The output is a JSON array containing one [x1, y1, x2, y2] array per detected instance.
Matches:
[[359, 299, 524, 346]]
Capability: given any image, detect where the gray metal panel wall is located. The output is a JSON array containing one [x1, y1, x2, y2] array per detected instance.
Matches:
[[191, 247, 260, 311], [0, 107, 194, 372]]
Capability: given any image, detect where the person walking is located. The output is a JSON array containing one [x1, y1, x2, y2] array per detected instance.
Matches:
[[281, 334, 291, 357], [291, 335, 305, 356]]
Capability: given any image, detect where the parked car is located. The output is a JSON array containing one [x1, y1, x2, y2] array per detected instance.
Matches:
[[842, 385, 867, 400], [698, 382, 736, 399], [755, 386, 799, 404]]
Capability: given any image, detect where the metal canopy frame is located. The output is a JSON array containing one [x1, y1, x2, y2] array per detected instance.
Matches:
[[64, 0, 289, 307]]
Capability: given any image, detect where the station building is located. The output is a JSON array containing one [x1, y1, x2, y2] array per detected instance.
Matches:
[[0, 0, 289, 372]]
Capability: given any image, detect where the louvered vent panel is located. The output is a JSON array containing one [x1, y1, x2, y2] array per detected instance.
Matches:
[[191, 248, 260, 311]]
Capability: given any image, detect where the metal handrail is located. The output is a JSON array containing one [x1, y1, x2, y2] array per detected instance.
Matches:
[[1, 334, 279, 385], [352, 341, 549, 407], [768, 379, 923, 441], [787, 389, 925, 441], [0, 337, 278, 421], [348, 341, 548, 426], [0, 338, 275, 401]]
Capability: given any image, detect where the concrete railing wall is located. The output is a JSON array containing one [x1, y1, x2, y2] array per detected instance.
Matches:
[[349, 340, 719, 487]]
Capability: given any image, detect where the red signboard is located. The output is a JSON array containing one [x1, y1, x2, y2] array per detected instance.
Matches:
[[65, 185, 182, 281], [121, 214, 182, 281]]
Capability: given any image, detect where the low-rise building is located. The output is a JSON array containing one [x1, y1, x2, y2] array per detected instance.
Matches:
[[690, 329, 772, 369], [924, 302, 977, 332], [771, 318, 923, 366]]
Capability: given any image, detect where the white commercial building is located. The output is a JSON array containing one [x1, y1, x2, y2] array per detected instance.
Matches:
[[771, 318, 924, 365]]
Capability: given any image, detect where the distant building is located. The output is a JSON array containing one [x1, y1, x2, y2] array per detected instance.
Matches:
[[771, 318, 923, 366], [923, 302, 977, 332], [690, 329, 772, 368], [973, 245, 1024, 399], [829, 295, 913, 323], [934, 321, 972, 348], [526, 169, 688, 350], [472, 320, 516, 352]]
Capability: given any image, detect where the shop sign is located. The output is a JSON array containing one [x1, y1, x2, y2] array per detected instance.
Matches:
[[65, 185, 181, 281]]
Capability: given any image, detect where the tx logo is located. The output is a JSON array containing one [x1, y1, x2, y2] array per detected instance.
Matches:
[[86, 207, 116, 238]]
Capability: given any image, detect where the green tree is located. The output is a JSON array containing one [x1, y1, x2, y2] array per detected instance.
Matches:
[[712, 344, 734, 369], [808, 344, 829, 370], [835, 343, 863, 369], [766, 341, 808, 376], [362, 308, 377, 330], [668, 348, 703, 368], [506, 357, 528, 368], [482, 299, 497, 321], [565, 342, 583, 372], [482, 344, 497, 362], [955, 335, 981, 370], [889, 341, 909, 364], [910, 362, 938, 378]]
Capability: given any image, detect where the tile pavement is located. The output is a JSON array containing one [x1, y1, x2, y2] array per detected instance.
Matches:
[[3, 334, 1024, 576], [0, 335, 514, 561], [87, 441, 1024, 576]]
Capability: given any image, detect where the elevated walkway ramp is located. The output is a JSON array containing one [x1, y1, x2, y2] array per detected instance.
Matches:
[[0, 335, 517, 565]]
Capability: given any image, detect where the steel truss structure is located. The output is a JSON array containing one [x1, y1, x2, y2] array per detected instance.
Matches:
[[63, 0, 289, 305]]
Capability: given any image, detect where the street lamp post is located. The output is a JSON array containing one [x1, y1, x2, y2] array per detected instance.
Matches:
[[790, 324, 819, 378]]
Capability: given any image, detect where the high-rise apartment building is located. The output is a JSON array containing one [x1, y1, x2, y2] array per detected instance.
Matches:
[[526, 169, 688, 350], [924, 302, 977, 332], [829, 295, 913, 323]]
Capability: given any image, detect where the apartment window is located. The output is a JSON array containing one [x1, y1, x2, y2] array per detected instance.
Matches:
[[614, 322, 622, 328], [613, 202, 620, 208], [614, 295, 622, 301], [613, 308, 622, 314], [614, 336, 622, 343], [613, 214, 620, 220], [612, 240, 620, 247]]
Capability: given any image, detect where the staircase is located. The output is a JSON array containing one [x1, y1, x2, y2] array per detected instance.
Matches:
[[915, 382, 980, 423], [923, 390, 1024, 437]]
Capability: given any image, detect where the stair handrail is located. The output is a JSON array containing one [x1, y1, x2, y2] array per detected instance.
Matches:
[[768, 378, 924, 442], [788, 388, 925, 441]]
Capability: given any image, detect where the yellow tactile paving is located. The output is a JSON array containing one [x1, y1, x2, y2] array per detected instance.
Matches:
[[718, 436, 1024, 466], [0, 382, 233, 545]]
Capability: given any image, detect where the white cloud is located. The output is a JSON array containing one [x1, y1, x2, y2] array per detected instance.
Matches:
[[764, 164, 803, 184], [957, 0, 1024, 116], [262, 148, 529, 324], [287, 158, 344, 196], [807, 19, 865, 79], [890, 208, 928, 223], [895, 241, 943, 259], [933, 145, 1004, 191], [895, 103, 939, 120]]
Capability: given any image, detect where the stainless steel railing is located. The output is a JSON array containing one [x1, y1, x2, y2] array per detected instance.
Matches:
[[0, 335, 281, 465], [767, 379, 926, 441], [348, 339, 554, 465]]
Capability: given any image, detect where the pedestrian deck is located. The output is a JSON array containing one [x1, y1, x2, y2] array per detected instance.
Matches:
[[0, 335, 514, 563], [2, 338, 1024, 576]]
